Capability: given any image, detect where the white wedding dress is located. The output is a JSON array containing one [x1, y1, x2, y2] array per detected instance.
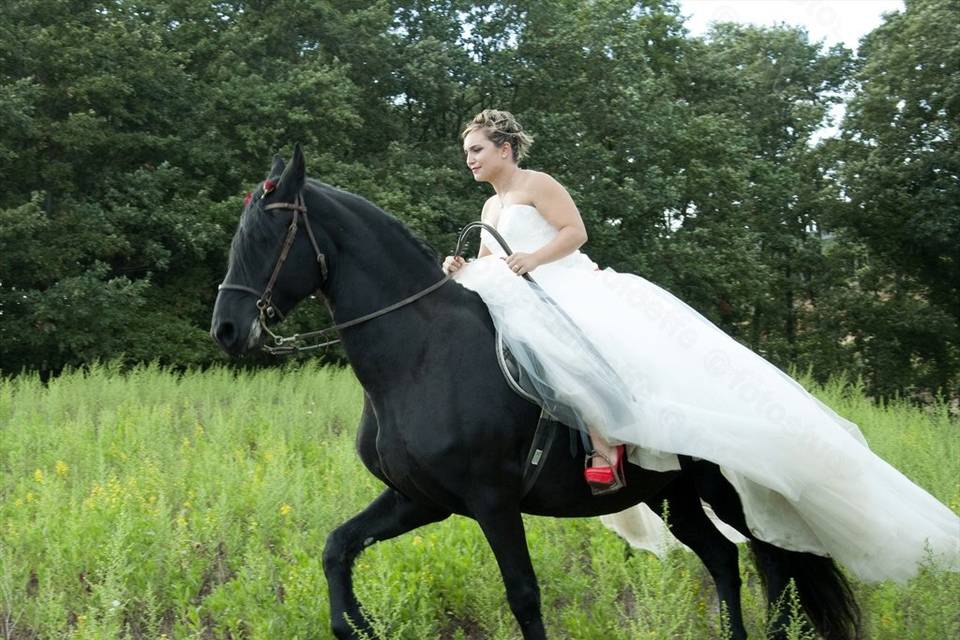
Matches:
[[453, 203, 959, 583]]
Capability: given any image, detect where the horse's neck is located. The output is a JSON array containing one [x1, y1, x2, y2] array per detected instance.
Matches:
[[328, 229, 440, 321], [325, 212, 447, 386]]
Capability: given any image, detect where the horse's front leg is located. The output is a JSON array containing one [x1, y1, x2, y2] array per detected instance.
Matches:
[[476, 508, 547, 639], [323, 488, 449, 639]]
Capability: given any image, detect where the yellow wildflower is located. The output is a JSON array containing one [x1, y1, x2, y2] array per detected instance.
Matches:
[[280, 503, 292, 516], [33, 468, 44, 483], [55, 460, 69, 477]]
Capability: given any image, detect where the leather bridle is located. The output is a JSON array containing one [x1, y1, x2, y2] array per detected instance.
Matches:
[[216, 192, 499, 354], [217, 194, 327, 327]]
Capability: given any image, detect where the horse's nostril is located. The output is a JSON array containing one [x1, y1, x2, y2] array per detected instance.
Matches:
[[214, 321, 236, 346]]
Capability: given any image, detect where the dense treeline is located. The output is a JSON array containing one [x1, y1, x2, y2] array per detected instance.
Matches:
[[0, 0, 956, 402]]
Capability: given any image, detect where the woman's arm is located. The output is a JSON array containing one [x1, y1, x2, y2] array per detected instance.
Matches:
[[530, 173, 588, 263], [504, 173, 587, 274]]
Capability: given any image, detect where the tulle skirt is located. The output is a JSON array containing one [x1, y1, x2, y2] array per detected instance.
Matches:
[[454, 255, 960, 582]]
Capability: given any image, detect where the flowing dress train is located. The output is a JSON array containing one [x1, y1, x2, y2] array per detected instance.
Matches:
[[453, 203, 960, 583]]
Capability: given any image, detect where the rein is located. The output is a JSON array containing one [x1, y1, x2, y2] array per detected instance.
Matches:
[[218, 192, 515, 355]]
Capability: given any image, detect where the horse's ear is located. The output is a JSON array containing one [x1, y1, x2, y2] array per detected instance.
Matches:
[[275, 143, 305, 199], [267, 154, 285, 179]]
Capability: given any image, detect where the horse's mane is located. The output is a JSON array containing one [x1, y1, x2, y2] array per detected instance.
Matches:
[[226, 179, 441, 289], [307, 178, 440, 266], [229, 190, 274, 285]]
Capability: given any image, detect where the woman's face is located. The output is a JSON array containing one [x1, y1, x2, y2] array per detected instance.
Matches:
[[463, 129, 512, 183]]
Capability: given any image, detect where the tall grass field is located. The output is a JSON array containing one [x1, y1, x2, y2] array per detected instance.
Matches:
[[1, 363, 957, 639]]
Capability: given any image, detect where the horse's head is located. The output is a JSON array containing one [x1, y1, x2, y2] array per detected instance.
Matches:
[[211, 145, 332, 355]]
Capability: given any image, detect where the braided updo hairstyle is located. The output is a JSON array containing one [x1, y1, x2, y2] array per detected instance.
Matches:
[[461, 109, 534, 162]]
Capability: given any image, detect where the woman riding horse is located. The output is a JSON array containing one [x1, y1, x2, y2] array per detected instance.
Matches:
[[211, 130, 957, 639]]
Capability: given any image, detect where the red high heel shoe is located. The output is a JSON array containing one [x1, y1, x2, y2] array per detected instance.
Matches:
[[584, 444, 626, 496]]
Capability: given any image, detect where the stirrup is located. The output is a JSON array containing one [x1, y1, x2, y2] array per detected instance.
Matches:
[[583, 445, 626, 496]]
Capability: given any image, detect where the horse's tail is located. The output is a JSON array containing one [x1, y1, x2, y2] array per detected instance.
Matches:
[[751, 542, 862, 640]]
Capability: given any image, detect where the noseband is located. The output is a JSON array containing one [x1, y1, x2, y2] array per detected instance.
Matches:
[[218, 192, 520, 355]]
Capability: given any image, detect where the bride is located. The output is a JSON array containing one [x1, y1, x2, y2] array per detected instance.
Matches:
[[442, 109, 959, 583]]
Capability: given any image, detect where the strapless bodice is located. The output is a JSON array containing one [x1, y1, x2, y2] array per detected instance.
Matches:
[[480, 204, 598, 271]]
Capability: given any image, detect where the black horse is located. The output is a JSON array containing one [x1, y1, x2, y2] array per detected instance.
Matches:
[[211, 146, 860, 640]]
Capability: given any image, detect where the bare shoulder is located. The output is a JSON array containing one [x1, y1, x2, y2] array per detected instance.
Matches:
[[525, 169, 581, 228], [523, 169, 568, 196]]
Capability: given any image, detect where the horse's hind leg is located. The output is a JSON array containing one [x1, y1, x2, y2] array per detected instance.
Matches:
[[680, 459, 795, 636], [323, 488, 449, 639], [680, 458, 861, 640], [750, 541, 861, 640], [653, 474, 749, 640], [475, 507, 547, 640], [680, 458, 787, 636]]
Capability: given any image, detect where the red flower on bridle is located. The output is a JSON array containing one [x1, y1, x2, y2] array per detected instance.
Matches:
[[243, 179, 278, 208]]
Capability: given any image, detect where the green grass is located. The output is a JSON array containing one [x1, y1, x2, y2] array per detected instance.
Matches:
[[0, 363, 957, 639]]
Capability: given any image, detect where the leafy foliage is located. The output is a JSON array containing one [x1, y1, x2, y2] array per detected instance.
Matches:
[[831, 0, 960, 397], [0, 0, 955, 400]]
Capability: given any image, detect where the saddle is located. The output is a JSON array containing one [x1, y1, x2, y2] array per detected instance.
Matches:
[[495, 331, 587, 496]]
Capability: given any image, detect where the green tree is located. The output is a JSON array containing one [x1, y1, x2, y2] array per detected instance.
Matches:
[[0, 0, 365, 373], [649, 22, 852, 371], [832, 0, 959, 397], [1, 0, 954, 401]]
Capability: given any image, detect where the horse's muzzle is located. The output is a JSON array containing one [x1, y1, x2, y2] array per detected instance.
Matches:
[[211, 315, 262, 356]]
